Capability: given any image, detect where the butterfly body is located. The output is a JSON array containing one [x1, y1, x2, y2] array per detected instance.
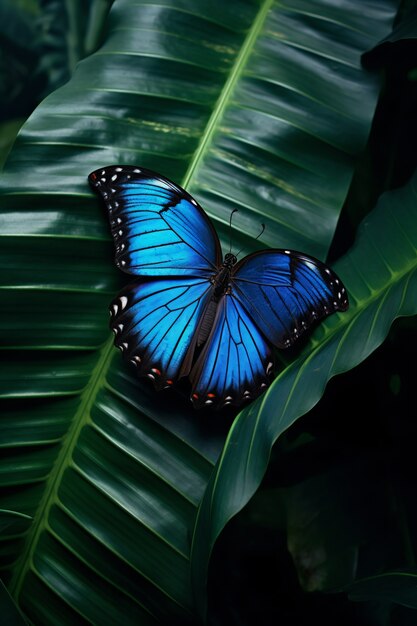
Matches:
[[89, 165, 348, 410]]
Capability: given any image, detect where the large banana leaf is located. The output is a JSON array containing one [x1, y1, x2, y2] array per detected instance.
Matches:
[[0, 0, 403, 623]]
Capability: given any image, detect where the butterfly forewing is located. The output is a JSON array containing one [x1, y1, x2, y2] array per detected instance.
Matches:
[[89, 166, 222, 277], [232, 250, 348, 349]]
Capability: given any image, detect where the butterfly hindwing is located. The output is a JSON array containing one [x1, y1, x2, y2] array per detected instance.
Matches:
[[189, 294, 273, 409], [110, 277, 213, 389], [232, 250, 349, 349], [89, 166, 222, 277]]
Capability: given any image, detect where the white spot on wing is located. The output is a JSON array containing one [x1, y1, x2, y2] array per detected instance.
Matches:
[[119, 296, 128, 310]]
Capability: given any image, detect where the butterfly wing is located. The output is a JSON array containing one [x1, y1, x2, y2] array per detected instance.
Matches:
[[231, 250, 349, 349], [189, 294, 273, 409], [88, 165, 222, 277], [109, 277, 213, 387]]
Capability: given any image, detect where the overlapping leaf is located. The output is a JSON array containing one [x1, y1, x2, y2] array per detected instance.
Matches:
[[191, 173, 417, 613]]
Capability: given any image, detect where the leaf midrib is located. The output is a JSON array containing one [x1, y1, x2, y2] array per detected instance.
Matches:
[[9, 337, 115, 598], [182, 0, 274, 189]]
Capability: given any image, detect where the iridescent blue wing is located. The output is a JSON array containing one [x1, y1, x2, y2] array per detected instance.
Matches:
[[189, 295, 273, 409], [232, 250, 348, 349], [88, 165, 222, 277], [109, 277, 213, 388]]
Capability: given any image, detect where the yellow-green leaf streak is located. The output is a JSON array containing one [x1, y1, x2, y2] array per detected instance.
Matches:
[[9, 336, 115, 599], [181, 0, 275, 189]]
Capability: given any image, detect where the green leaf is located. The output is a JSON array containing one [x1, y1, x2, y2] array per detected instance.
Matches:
[[0, 0, 400, 623], [348, 572, 417, 610], [191, 172, 417, 614]]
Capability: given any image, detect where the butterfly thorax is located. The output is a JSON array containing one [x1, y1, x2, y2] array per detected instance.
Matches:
[[211, 253, 237, 299], [223, 252, 237, 268]]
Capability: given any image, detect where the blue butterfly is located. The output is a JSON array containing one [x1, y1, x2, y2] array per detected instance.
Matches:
[[89, 166, 348, 409]]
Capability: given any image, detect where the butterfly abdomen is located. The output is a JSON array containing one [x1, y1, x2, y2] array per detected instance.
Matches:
[[197, 299, 217, 347], [197, 261, 235, 348]]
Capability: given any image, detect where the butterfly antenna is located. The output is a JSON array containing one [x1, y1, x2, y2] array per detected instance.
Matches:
[[229, 209, 238, 253], [235, 223, 266, 257]]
